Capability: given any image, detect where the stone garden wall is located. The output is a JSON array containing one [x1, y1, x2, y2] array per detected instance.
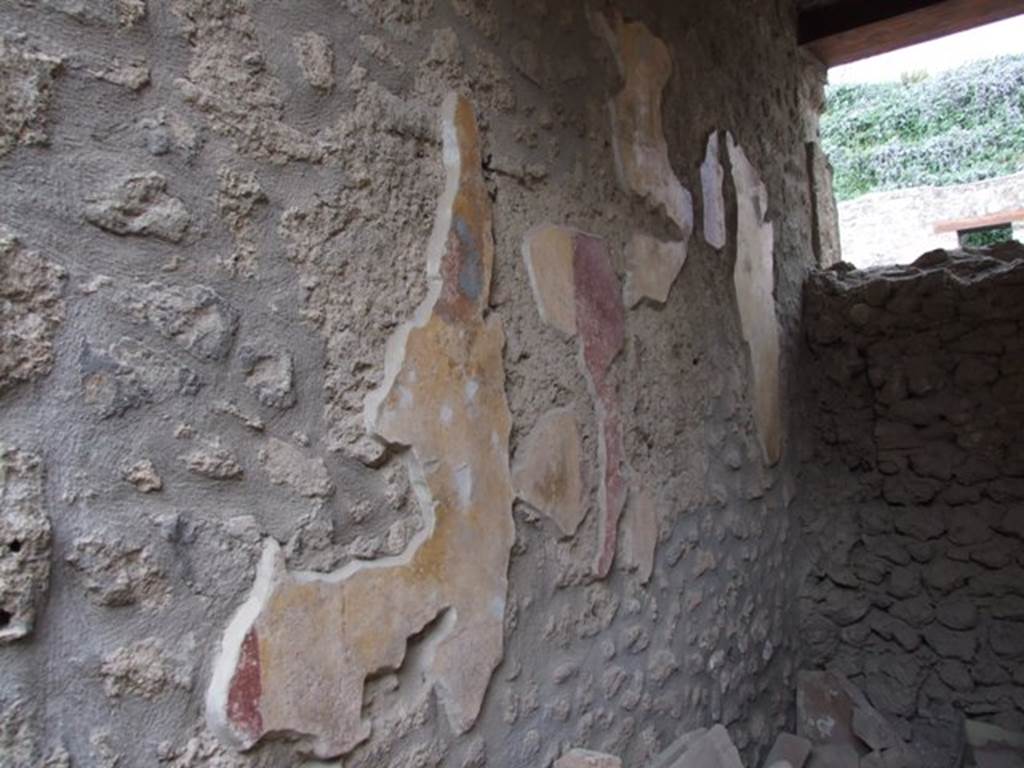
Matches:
[[799, 243, 1024, 741], [837, 172, 1024, 268], [0, 1, 828, 766]]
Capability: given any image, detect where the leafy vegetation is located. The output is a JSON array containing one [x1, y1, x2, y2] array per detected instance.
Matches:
[[959, 224, 1014, 248], [821, 55, 1024, 201]]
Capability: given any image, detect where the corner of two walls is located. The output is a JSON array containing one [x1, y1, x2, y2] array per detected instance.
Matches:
[[0, 0, 823, 765]]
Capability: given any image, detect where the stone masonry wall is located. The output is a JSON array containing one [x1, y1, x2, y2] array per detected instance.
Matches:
[[837, 172, 1024, 268], [799, 243, 1024, 745], [0, 1, 824, 766]]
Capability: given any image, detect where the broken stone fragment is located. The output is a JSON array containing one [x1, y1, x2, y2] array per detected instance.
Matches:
[[619, 486, 658, 583], [672, 725, 745, 768], [623, 233, 688, 308], [0, 446, 52, 643], [122, 459, 162, 492], [762, 732, 812, 768], [797, 669, 921, 766], [294, 32, 335, 91], [651, 728, 710, 768], [851, 706, 901, 753], [554, 749, 622, 768], [238, 344, 295, 409], [797, 670, 868, 749], [0, 227, 66, 398], [512, 405, 584, 537], [701, 131, 727, 250], [0, 37, 62, 157], [181, 441, 243, 480], [521, 225, 626, 578], [66, 536, 168, 608], [115, 281, 238, 361], [207, 93, 513, 759], [258, 438, 332, 499], [84, 172, 191, 242], [728, 133, 782, 466], [806, 743, 859, 768], [595, 10, 693, 240]]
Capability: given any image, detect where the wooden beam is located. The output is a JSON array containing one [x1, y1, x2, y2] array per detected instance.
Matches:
[[933, 208, 1024, 234], [800, 0, 1024, 67]]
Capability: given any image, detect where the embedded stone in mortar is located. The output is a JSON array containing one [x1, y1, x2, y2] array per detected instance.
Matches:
[[0, 445, 52, 643], [80, 337, 201, 419], [84, 172, 191, 242], [258, 437, 332, 499], [171, 0, 323, 163], [293, 32, 335, 91], [512, 405, 585, 537], [0, 37, 62, 158], [701, 130, 726, 250], [207, 93, 513, 758], [114, 281, 238, 361], [0, 227, 66, 398], [727, 133, 782, 466], [595, 10, 693, 240], [238, 344, 294, 409], [521, 226, 626, 577], [622, 233, 687, 308]]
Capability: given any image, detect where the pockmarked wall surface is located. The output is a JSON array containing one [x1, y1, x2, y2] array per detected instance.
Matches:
[[0, 1, 824, 765], [799, 244, 1024, 754]]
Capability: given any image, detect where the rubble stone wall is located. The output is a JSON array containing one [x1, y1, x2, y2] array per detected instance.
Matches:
[[0, 1, 825, 766], [799, 243, 1024, 739]]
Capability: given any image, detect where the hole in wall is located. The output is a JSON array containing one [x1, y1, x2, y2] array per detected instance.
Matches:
[[0, 609, 11, 629], [8, 539, 21, 553]]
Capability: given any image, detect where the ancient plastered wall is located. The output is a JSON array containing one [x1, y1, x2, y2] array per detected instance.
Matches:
[[799, 243, 1024, 740], [0, 1, 820, 766]]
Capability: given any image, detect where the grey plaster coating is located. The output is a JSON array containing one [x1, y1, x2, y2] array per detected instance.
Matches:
[[0, 0, 825, 765]]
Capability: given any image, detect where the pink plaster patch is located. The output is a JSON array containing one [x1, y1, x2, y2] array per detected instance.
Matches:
[[573, 233, 626, 380], [227, 628, 263, 741], [572, 233, 626, 577]]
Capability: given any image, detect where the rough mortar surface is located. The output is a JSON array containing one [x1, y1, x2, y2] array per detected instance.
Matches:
[[0, 0, 824, 764]]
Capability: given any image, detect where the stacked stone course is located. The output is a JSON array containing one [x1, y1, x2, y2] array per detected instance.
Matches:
[[800, 242, 1024, 739]]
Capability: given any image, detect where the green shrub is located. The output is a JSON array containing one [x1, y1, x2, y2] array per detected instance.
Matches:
[[822, 55, 1024, 201], [959, 224, 1014, 248]]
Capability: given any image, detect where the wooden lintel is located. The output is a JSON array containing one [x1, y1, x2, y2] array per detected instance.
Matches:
[[800, 0, 1024, 67], [933, 208, 1024, 234]]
